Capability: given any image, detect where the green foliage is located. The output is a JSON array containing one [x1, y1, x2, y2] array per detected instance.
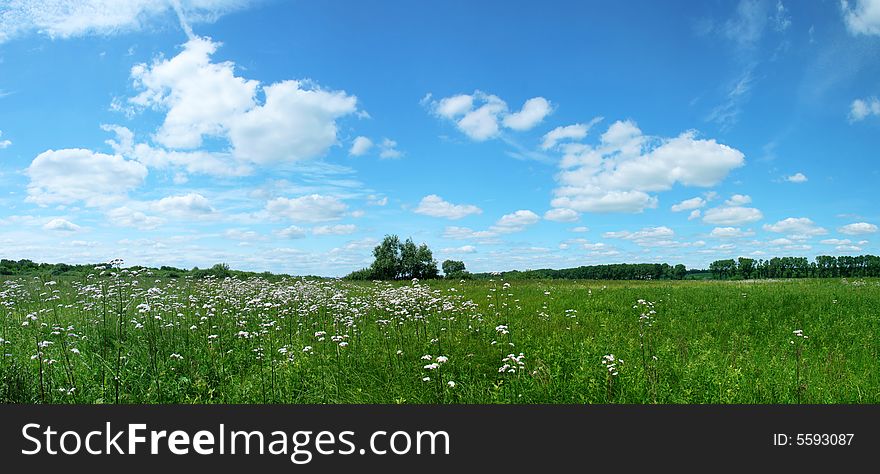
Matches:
[[0, 275, 877, 404], [708, 255, 880, 280], [442, 260, 470, 280], [348, 235, 440, 280]]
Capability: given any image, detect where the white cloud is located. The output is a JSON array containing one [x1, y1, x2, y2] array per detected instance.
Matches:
[[670, 196, 706, 212], [604, 226, 675, 241], [276, 225, 307, 239], [849, 97, 880, 121], [26, 148, 148, 207], [724, 194, 752, 206], [442, 226, 499, 241], [502, 97, 553, 131], [491, 210, 540, 233], [312, 224, 357, 236], [442, 245, 477, 254], [0, 0, 252, 43], [151, 193, 214, 217], [43, 218, 81, 232], [106, 206, 163, 230], [266, 194, 348, 222], [709, 227, 755, 238], [543, 208, 579, 222], [367, 195, 388, 206], [0, 130, 10, 149], [129, 37, 358, 165], [228, 80, 358, 164], [837, 244, 863, 252], [688, 209, 702, 221], [785, 172, 808, 183], [225, 228, 263, 241], [841, 0, 880, 36], [121, 136, 251, 177], [570, 226, 590, 233], [762, 217, 828, 238], [130, 36, 258, 149], [542, 123, 593, 150], [820, 238, 852, 245], [349, 136, 373, 156], [378, 138, 403, 159], [551, 120, 744, 213], [414, 195, 482, 219], [838, 222, 878, 235], [429, 91, 551, 141], [702, 206, 763, 226]]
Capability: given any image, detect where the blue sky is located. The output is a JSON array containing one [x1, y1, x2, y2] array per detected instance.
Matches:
[[0, 0, 879, 276]]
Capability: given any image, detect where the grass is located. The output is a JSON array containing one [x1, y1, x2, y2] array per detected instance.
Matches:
[[1, 268, 878, 404]]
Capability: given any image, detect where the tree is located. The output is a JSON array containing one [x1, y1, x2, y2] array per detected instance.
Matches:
[[414, 243, 439, 279], [358, 235, 440, 280], [672, 264, 687, 280], [737, 257, 755, 279], [370, 235, 401, 280], [442, 260, 467, 278]]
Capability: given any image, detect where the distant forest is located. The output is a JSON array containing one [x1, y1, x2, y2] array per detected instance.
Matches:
[[2, 255, 879, 281], [0, 260, 295, 281], [473, 255, 880, 281]]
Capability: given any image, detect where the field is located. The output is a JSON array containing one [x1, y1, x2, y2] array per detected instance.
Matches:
[[1, 267, 878, 404]]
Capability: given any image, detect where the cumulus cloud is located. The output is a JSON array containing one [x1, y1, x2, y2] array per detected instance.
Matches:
[[442, 245, 477, 254], [762, 217, 828, 239], [551, 120, 745, 213], [838, 222, 878, 235], [428, 91, 551, 141], [820, 238, 852, 245], [670, 197, 706, 212], [276, 225, 307, 239], [349, 136, 373, 156], [491, 210, 540, 233], [702, 206, 763, 225], [414, 195, 482, 219], [785, 172, 808, 183], [266, 194, 348, 222], [849, 97, 880, 121], [603, 225, 703, 248], [442, 226, 499, 242], [543, 208, 579, 222], [151, 193, 214, 217], [0, 0, 253, 43], [26, 148, 148, 207], [312, 224, 357, 236], [0, 130, 10, 149], [541, 120, 602, 150], [709, 227, 755, 238], [106, 206, 163, 230], [841, 0, 880, 36], [378, 138, 403, 159], [724, 194, 752, 206], [688, 210, 702, 221], [570, 226, 590, 233], [502, 97, 553, 131], [128, 36, 358, 167], [604, 226, 675, 241], [43, 218, 81, 232]]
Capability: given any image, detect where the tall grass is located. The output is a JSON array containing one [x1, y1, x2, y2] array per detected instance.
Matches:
[[0, 270, 877, 404]]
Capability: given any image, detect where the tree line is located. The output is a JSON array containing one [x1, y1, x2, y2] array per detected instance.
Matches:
[[708, 255, 880, 279], [345, 235, 472, 280], [0, 259, 294, 281], [471, 262, 690, 281]]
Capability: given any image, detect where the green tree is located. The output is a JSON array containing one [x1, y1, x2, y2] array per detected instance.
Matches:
[[442, 260, 467, 278], [370, 235, 402, 280]]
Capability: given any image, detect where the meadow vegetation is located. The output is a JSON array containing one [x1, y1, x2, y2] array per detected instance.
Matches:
[[1, 261, 877, 404]]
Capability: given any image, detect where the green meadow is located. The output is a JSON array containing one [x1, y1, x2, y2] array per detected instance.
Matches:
[[1, 270, 878, 404]]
